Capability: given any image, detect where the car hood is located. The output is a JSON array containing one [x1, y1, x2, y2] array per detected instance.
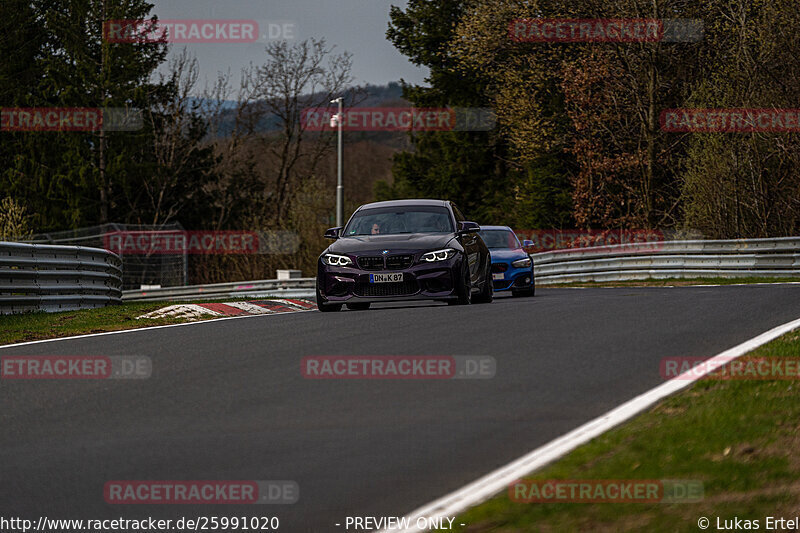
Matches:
[[326, 233, 456, 255], [489, 248, 528, 262]]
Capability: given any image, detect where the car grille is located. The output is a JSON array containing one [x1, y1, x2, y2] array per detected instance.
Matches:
[[385, 254, 413, 270], [491, 263, 508, 273], [357, 256, 384, 270], [354, 279, 418, 297]]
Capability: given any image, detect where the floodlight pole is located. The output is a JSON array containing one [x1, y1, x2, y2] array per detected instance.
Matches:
[[331, 97, 344, 227]]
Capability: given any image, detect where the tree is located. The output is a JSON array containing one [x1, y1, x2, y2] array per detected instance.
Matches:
[[0, 0, 169, 230], [453, 0, 707, 229], [216, 38, 355, 226], [0, 0, 50, 230], [123, 49, 219, 227], [680, 0, 800, 237], [189, 39, 357, 282], [383, 0, 514, 224], [0, 197, 33, 240]]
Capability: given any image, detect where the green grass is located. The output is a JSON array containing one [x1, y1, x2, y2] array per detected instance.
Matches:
[[540, 276, 800, 288], [0, 302, 213, 346], [447, 331, 800, 532], [0, 296, 314, 346]]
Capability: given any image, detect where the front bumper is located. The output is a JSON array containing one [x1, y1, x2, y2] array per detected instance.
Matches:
[[491, 263, 534, 292], [317, 256, 464, 304]]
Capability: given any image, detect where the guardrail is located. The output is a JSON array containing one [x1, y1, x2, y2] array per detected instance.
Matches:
[[122, 278, 316, 302], [0, 241, 123, 314], [113, 237, 800, 304], [532, 237, 800, 284]]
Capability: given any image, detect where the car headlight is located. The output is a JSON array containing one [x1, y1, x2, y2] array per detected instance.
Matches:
[[322, 253, 353, 266], [511, 257, 532, 268], [420, 248, 457, 263]]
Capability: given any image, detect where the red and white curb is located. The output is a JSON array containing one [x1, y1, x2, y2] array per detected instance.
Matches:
[[136, 299, 316, 320]]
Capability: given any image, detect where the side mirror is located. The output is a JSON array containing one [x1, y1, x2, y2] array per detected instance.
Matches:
[[324, 227, 341, 239], [458, 221, 481, 234], [523, 239, 533, 248]]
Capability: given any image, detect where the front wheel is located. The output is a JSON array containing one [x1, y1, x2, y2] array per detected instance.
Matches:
[[472, 265, 493, 304], [448, 261, 472, 305], [316, 281, 342, 312]]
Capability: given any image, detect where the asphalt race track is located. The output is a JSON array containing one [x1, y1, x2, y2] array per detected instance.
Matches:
[[1, 285, 799, 532]]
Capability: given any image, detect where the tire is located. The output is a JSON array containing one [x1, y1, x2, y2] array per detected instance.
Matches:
[[472, 265, 493, 304], [316, 281, 342, 312], [448, 261, 472, 305], [346, 302, 371, 311]]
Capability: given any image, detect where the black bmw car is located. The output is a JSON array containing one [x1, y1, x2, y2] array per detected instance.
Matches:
[[316, 199, 493, 311]]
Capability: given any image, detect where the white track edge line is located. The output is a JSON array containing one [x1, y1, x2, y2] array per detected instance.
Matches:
[[0, 308, 316, 350], [380, 316, 800, 533]]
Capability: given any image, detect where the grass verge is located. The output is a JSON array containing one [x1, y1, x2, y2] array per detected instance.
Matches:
[[0, 302, 218, 346], [448, 330, 800, 532]]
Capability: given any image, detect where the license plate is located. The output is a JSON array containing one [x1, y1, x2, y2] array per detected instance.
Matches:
[[492, 272, 505, 280], [370, 273, 403, 283]]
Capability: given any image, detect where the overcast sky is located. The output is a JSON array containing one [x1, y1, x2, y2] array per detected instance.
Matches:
[[148, 0, 429, 94]]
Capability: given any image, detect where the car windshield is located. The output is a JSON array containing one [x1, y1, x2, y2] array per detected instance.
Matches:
[[480, 229, 521, 249], [344, 206, 454, 235]]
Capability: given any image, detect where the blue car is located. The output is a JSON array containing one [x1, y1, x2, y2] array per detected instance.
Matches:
[[479, 225, 535, 297]]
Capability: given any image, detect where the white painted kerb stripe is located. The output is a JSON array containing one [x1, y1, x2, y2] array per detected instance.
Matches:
[[381, 316, 800, 533]]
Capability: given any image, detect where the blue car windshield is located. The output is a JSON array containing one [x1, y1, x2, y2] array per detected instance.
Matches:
[[344, 206, 454, 236], [480, 229, 521, 249]]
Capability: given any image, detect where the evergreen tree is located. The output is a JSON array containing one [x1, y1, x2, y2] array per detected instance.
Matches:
[[382, 0, 507, 223], [0, 0, 170, 229]]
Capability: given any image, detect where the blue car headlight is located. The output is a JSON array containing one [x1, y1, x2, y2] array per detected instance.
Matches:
[[420, 248, 457, 263], [322, 253, 353, 267], [511, 257, 531, 268]]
